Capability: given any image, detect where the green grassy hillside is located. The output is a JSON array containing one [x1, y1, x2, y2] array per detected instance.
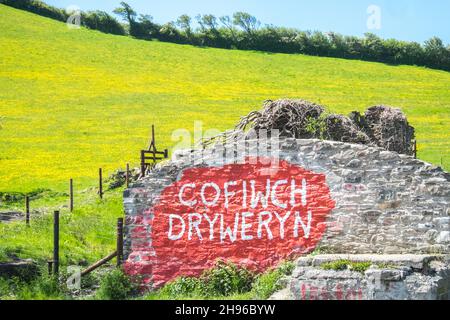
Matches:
[[0, 5, 449, 300], [1, 3, 449, 194]]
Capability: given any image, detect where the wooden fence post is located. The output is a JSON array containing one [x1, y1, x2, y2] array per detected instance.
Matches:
[[25, 196, 30, 226], [69, 178, 74, 212], [117, 218, 124, 267], [53, 211, 60, 275], [125, 163, 130, 188], [99, 168, 103, 199], [81, 251, 117, 277]]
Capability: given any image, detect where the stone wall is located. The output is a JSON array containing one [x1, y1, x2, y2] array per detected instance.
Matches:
[[123, 138, 450, 289], [271, 254, 450, 300]]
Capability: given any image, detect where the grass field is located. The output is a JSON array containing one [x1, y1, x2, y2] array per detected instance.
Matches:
[[0, 4, 449, 300], [1, 4, 449, 194]]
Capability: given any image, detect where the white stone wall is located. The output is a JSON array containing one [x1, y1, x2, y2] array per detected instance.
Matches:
[[123, 138, 450, 290]]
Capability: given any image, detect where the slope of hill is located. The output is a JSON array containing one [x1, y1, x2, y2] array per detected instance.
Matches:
[[0, 4, 449, 300], [0, 4, 449, 193]]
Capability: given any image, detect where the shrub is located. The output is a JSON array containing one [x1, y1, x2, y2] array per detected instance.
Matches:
[[4, 273, 67, 300], [1, 0, 126, 36], [321, 260, 350, 271], [251, 261, 295, 300], [277, 260, 295, 276], [1, 0, 68, 22], [96, 269, 136, 300], [349, 262, 372, 273], [157, 276, 203, 299], [201, 260, 255, 297], [145, 260, 295, 300], [251, 271, 280, 300], [32, 274, 62, 297], [82, 11, 126, 36], [0, 278, 12, 299], [146, 261, 256, 299]]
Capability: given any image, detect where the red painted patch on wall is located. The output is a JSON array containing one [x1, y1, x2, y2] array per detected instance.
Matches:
[[124, 158, 335, 288]]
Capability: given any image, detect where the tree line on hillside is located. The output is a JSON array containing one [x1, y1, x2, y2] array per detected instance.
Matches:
[[3, 0, 450, 72], [1, 0, 126, 35]]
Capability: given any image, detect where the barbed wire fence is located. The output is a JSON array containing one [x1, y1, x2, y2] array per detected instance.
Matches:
[[0, 125, 169, 282]]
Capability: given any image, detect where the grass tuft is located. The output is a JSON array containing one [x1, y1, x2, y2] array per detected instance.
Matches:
[[321, 260, 372, 274]]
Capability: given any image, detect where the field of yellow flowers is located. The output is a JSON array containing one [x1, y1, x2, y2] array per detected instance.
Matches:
[[1, 4, 449, 194]]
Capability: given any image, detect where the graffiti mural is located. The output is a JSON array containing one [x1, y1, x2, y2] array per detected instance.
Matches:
[[123, 138, 450, 292], [124, 158, 335, 287]]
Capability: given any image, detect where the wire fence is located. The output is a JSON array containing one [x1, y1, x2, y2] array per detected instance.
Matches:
[[0, 126, 169, 276]]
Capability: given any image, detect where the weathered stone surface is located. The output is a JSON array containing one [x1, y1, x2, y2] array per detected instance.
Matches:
[[277, 254, 450, 300], [123, 138, 450, 290], [269, 288, 293, 300], [296, 254, 441, 269]]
